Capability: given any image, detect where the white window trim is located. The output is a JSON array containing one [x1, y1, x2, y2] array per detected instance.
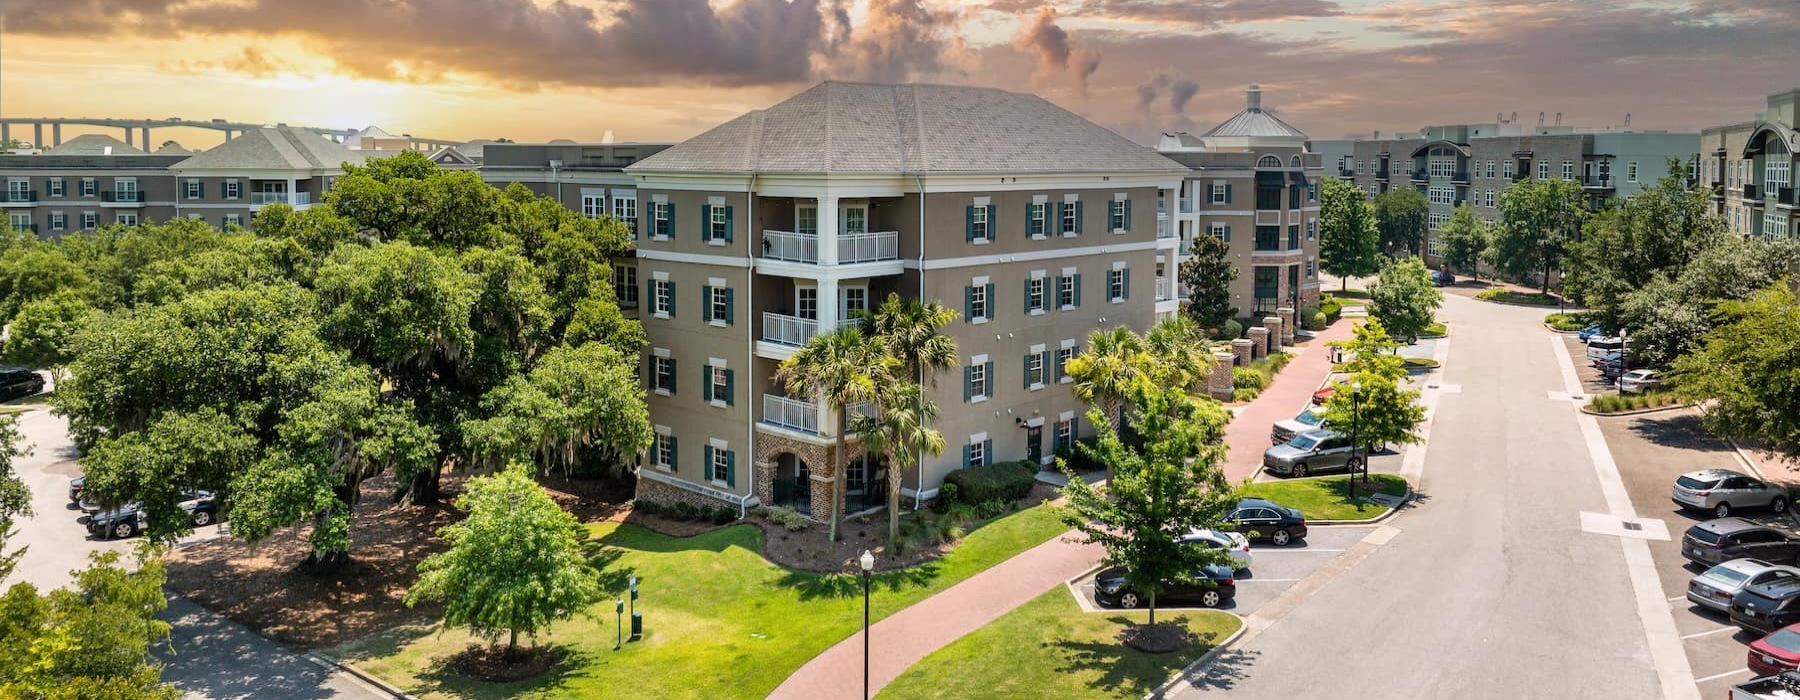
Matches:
[[970, 354, 990, 403]]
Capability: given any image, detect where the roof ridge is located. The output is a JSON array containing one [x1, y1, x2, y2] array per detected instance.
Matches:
[[824, 82, 835, 172]]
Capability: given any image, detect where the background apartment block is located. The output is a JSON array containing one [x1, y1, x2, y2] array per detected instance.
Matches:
[[1, 126, 364, 235], [1158, 85, 1325, 318], [1698, 88, 1799, 239], [1315, 119, 1697, 263], [524, 81, 1187, 519]]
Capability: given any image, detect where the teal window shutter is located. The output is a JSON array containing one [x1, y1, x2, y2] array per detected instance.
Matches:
[[984, 361, 994, 391], [724, 288, 735, 325], [1073, 274, 1083, 306], [1125, 200, 1133, 230], [724, 205, 735, 242], [726, 450, 737, 487], [1123, 269, 1131, 299], [1022, 354, 1031, 389], [987, 205, 997, 237], [1075, 201, 1084, 233], [669, 281, 677, 317], [1052, 351, 1062, 382], [1225, 184, 1233, 203], [702, 285, 713, 320], [985, 283, 995, 314], [1024, 203, 1033, 237], [965, 206, 976, 242], [703, 367, 713, 402], [669, 436, 679, 471], [964, 366, 974, 402], [963, 444, 973, 468], [704, 445, 714, 478], [724, 369, 735, 406], [669, 358, 678, 394], [668, 204, 676, 239], [1023, 279, 1032, 314], [1224, 225, 1232, 242], [964, 285, 974, 321], [700, 204, 711, 239], [1042, 351, 1053, 383], [982, 439, 993, 466]]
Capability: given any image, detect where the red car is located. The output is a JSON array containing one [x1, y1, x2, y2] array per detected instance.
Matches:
[[1749, 623, 1800, 676], [1312, 386, 1334, 405]]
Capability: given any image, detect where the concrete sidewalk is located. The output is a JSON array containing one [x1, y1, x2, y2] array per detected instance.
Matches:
[[769, 318, 1361, 699]]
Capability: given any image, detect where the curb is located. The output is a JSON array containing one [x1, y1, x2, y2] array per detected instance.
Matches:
[[1308, 482, 1415, 526], [308, 652, 420, 700], [1543, 323, 1582, 335], [1726, 438, 1800, 530], [1146, 615, 1249, 700], [1474, 296, 1564, 309], [1579, 402, 1688, 417]]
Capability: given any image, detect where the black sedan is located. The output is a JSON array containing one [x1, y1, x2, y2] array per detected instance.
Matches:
[[1093, 565, 1236, 609], [0, 367, 43, 401], [1732, 576, 1800, 634], [1226, 498, 1308, 546]]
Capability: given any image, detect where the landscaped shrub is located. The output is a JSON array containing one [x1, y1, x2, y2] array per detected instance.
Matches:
[[1476, 289, 1560, 306], [1218, 319, 1244, 340], [942, 461, 1037, 506], [1319, 296, 1343, 324], [1054, 436, 1104, 474], [1232, 367, 1268, 390], [634, 499, 662, 516], [1544, 312, 1585, 331], [932, 482, 960, 513], [764, 505, 810, 531], [674, 501, 697, 520], [710, 506, 736, 524], [1587, 391, 1682, 414], [1259, 351, 1292, 373], [1232, 387, 1259, 402], [1300, 306, 1325, 330]]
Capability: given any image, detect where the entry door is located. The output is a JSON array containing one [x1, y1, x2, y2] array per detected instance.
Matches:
[[1026, 426, 1044, 464]]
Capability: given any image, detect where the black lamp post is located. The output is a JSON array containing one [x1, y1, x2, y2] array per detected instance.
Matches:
[[860, 549, 875, 700], [1348, 381, 1363, 501]]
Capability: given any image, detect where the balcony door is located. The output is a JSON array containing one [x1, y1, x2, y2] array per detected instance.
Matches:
[[796, 287, 818, 321], [842, 205, 868, 235], [795, 205, 817, 235], [840, 286, 867, 323]]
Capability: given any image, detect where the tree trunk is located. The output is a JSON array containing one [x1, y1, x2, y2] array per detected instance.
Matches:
[[888, 463, 903, 547], [507, 628, 518, 658], [1542, 259, 1552, 294], [1149, 591, 1157, 626], [830, 406, 847, 542]]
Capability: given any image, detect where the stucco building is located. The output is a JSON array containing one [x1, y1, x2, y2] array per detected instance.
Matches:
[[1699, 88, 1799, 239]]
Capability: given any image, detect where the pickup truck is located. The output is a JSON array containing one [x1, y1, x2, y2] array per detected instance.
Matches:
[[1732, 670, 1800, 699]]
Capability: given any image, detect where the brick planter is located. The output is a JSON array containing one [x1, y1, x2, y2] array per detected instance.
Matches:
[[1230, 338, 1255, 366], [1209, 352, 1236, 399], [1277, 307, 1296, 344], [1262, 316, 1283, 352], [1247, 327, 1270, 359]]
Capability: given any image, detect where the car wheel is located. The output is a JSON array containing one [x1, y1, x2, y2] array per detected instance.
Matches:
[[1292, 463, 1309, 478], [1118, 592, 1141, 609], [1346, 457, 1364, 473], [112, 521, 137, 539], [1271, 529, 1293, 547], [1716, 503, 1733, 519], [1200, 590, 1222, 608], [193, 510, 212, 526], [1773, 497, 1790, 515]]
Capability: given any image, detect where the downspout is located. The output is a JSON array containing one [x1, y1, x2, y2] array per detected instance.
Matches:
[[913, 172, 927, 511], [744, 173, 758, 519]]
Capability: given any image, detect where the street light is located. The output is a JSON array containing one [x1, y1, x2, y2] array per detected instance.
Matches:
[[860, 550, 875, 700], [1348, 381, 1363, 502]]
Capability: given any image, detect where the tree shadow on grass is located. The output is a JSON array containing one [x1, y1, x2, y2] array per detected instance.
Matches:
[[1164, 646, 1264, 695], [406, 644, 591, 700], [773, 562, 945, 601], [1050, 614, 1224, 696], [1626, 412, 1729, 453], [577, 541, 633, 596]]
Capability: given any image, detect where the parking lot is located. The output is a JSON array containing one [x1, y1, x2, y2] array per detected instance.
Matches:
[[1065, 525, 1378, 615]]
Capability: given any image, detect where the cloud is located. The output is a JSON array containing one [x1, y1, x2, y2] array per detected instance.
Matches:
[[1075, 0, 1343, 27], [1012, 7, 1102, 96], [820, 0, 972, 82], [160, 47, 296, 79], [1170, 79, 1200, 114]]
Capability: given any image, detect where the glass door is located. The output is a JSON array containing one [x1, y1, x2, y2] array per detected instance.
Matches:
[[796, 287, 818, 320]]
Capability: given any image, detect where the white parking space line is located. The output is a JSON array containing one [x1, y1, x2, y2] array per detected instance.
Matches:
[[1553, 334, 1699, 700], [1680, 627, 1737, 641], [1260, 548, 1346, 553], [1694, 668, 1752, 685], [1668, 596, 1688, 602], [1238, 578, 1303, 583]]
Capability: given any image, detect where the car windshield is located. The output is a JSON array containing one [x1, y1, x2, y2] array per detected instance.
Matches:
[[1767, 628, 1800, 653], [1687, 527, 1724, 545], [1295, 410, 1324, 426], [1754, 578, 1800, 597], [1677, 475, 1718, 490], [1287, 434, 1320, 450], [1703, 565, 1752, 585]]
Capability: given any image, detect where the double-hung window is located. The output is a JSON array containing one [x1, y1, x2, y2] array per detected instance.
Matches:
[[80, 212, 97, 230], [1028, 202, 1047, 238], [582, 193, 605, 218], [1026, 276, 1046, 314], [651, 278, 675, 318], [613, 195, 638, 238], [703, 364, 734, 406], [46, 179, 64, 198], [1537, 161, 1550, 180], [222, 213, 240, 229], [1057, 272, 1080, 309], [707, 444, 735, 485], [652, 202, 672, 239], [184, 179, 201, 200], [965, 437, 988, 468], [705, 203, 731, 244], [1109, 199, 1127, 232], [223, 180, 241, 200], [651, 354, 677, 395], [1060, 198, 1080, 236], [964, 356, 993, 403], [1056, 343, 1077, 383], [1055, 417, 1074, 451], [1107, 267, 1129, 303], [970, 205, 989, 241], [1210, 183, 1229, 204], [965, 279, 993, 323], [704, 282, 733, 326], [1561, 161, 1575, 180], [613, 264, 639, 308], [1024, 346, 1048, 390], [652, 432, 676, 471], [48, 212, 65, 232], [80, 178, 96, 198], [1503, 160, 1515, 179], [1627, 161, 1640, 183]]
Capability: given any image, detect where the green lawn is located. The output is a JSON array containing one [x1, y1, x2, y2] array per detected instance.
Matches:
[[875, 588, 1240, 700], [1332, 288, 1372, 300], [1475, 289, 1561, 306], [1418, 322, 1448, 338], [334, 503, 1072, 700], [1543, 312, 1588, 332], [1239, 474, 1409, 521]]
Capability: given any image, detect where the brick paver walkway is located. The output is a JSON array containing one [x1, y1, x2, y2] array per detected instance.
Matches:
[[768, 320, 1359, 699]]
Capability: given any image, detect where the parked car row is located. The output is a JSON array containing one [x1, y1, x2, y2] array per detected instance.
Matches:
[[1092, 497, 1309, 610], [73, 476, 219, 539], [1674, 469, 1800, 681]]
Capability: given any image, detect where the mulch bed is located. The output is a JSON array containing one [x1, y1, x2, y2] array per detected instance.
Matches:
[[1119, 623, 1193, 654], [448, 643, 563, 683]]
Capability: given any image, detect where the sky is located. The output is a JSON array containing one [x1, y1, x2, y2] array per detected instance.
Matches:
[[1, 0, 1796, 149]]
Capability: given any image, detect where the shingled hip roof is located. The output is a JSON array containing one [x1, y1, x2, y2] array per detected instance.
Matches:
[[629, 81, 1186, 176], [172, 126, 365, 171], [42, 134, 147, 156]]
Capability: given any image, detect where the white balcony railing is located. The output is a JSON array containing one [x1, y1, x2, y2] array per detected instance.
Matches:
[[840, 231, 900, 263], [1179, 199, 1197, 214], [249, 192, 313, 206], [762, 312, 820, 347], [763, 394, 820, 434], [761, 230, 900, 264], [1157, 220, 1173, 239]]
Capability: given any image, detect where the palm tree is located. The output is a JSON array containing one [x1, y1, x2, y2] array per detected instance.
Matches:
[[1065, 326, 1155, 434], [852, 382, 947, 546], [1143, 316, 1214, 396], [857, 293, 958, 509], [775, 326, 895, 542]]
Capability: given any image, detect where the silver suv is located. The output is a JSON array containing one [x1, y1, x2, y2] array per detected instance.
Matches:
[[1673, 469, 1789, 519], [1270, 406, 1330, 446], [1262, 430, 1360, 478]]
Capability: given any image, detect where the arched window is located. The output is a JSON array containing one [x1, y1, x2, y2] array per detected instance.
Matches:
[[1290, 155, 1302, 168], [1257, 155, 1282, 169]]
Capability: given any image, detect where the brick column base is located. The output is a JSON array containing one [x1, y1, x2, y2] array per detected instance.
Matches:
[[1277, 307, 1296, 343], [1208, 352, 1236, 400], [1247, 327, 1270, 360], [1230, 339, 1255, 366], [1262, 316, 1283, 353]]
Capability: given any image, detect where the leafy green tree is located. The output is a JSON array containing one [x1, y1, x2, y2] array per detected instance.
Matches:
[[1318, 178, 1382, 289], [1374, 188, 1429, 257], [1674, 283, 1800, 461], [0, 551, 179, 700], [0, 414, 31, 581], [462, 342, 651, 477], [852, 382, 946, 547], [775, 327, 896, 542], [1143, 316, 1213, 396], [1622, 238, 1800, 367], [1321, 373, 1425, 473], [1492, 178, 1585, 291], [1178, 232, 1237, 332], [1368, 257, 1443, 343], [3, 289, 98, 368], [0, 243, 90, 322], [1564, 161, 1728, 330], [1437, 205, 1490, 278], [1059, 384, 1237, 626], [1327, 319, 1405, 380], [406, 464, 601, 657]]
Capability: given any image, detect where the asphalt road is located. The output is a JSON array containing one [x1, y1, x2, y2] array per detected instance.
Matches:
[[1068, 526, 1379, 616], [1172, 292, 1665, 699], [1, 402, 385, 700]]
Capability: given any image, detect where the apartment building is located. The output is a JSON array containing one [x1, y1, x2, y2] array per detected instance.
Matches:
[[1698, 88, 1799, 239], [540, 81, 1184, 518], [0, 125, 364, 235], [1315, 121, 1697, 262], [1158, 85, 1325, 318]]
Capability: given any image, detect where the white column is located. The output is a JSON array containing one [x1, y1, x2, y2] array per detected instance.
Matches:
[[817, 278, 841, 333], [816, 195, 839, 266], [287, 177, 298, 205]]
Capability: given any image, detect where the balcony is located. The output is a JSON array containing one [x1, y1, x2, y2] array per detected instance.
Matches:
[[1451, 172, 1471, 184], [760, 394, 874, 437], [761, 312, 820, 347], [2, 191, 37, 206], [1156, 220, 1173, 239], [1375, 169, 1390, 180], [1410, 170, 1429, 183], [249, 192, 312, 207], [1779, 187, 1797, 208], [758, 230, 900, 265], [1339, 168, 1355, 178], [1578, 176, 1614, 191], [101, 190, 143, 204], [1179, 200, 1197, 214], [1743, 184, 1761, 204]]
